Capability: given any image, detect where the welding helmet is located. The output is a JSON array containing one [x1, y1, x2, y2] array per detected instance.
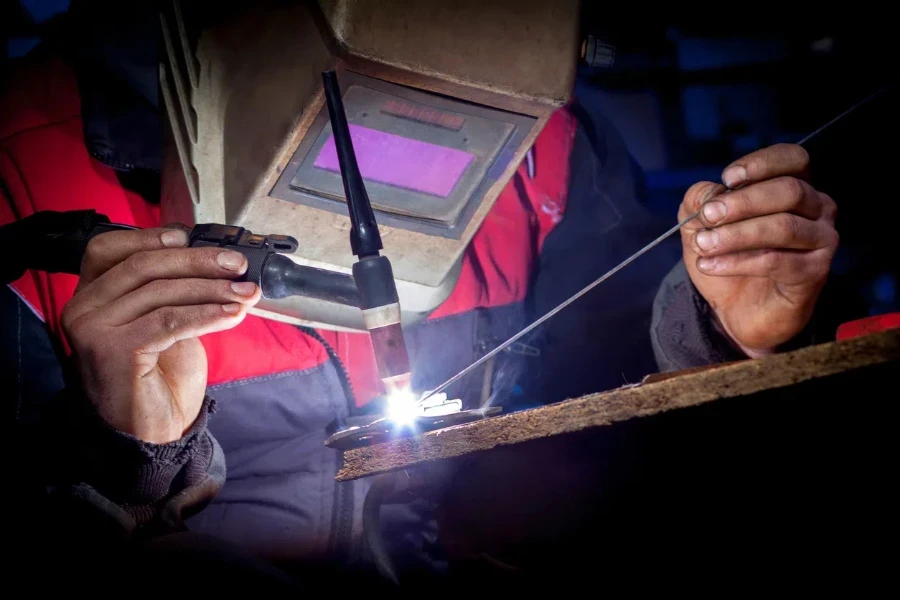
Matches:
[[159, 0, 580, 332]]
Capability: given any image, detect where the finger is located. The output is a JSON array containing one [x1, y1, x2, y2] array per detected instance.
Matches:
[[100, 279, 260, 326], [66, 247, 248, 324], [696, 177, 835, 229], [679, 181, 726, 226], [696, 248, 833, 283], [721, 144, 809, 189], [691, 214, 837, 258], [80, 227, 190, 287], [126, 303, 250, 355]]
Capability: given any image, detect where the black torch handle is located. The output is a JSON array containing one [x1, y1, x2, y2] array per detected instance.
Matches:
[[0, 210, 362, 307]]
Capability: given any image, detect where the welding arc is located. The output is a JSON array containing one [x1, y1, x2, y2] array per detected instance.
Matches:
[[419, 87, 885, 404]]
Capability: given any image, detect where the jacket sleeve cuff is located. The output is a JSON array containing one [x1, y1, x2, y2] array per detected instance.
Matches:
[[650, 260, 747, 372], [51, 388, 222, 527], [90, 395, 216, 506]]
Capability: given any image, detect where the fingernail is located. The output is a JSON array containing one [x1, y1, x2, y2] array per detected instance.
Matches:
[[702, 200, 727, 224], [722, 165, 747, 188], [697, 257, 717, 272], [161, 229, 188, 247], [222, 303, 242, 314], [695, 230, 719, 251], [231, 281, 257, 296], [217, 251, 246, 272]]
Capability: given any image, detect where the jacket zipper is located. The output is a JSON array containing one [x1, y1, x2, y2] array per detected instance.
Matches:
[[298, 326, 357, 413], [297, 326, 356, 562]]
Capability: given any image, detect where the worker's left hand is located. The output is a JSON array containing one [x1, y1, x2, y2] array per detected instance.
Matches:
[[680, 144, 839, 356]]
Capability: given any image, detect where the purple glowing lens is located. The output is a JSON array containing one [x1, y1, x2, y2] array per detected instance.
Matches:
[[314, 124, 474, 198]]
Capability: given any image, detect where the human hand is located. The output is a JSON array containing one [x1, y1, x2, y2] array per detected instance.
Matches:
[[60, 228, 261, 443], [680, 144, 839, 357]]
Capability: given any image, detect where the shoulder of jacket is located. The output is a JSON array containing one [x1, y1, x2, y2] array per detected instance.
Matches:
[[0, 51, 80, 142]]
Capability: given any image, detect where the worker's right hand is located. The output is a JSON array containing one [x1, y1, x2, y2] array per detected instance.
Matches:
[[60, 228, 261, 443]]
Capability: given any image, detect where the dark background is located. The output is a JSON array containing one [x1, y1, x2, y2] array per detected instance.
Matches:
[[574, 15, 898, 318]]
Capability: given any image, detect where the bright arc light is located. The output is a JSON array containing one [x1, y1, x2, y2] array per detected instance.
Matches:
[[386, 389, 458, 427], [386, 387, 419, 426]]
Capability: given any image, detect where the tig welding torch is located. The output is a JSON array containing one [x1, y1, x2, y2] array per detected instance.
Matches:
[[0, 208, 410, 390], [321, 69, 411, 392]]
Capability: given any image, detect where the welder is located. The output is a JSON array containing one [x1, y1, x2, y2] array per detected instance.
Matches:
[[4, 0, 843, 588]]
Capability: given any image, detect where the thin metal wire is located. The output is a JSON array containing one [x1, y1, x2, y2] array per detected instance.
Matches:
[[419, 87, 885, 404], [794, 87, 885, 146], [421, 216, 694, 401]]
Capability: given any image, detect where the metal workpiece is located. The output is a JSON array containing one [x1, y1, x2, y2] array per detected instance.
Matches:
[[337, 329, 900, 479], [325, 405, 500, 450]]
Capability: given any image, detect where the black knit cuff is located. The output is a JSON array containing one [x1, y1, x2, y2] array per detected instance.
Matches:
[[56, 388, 218, 509], [651, 261, 746, 372]]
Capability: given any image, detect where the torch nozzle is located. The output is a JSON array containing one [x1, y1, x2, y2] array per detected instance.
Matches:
[[368, 321, 411, 387]]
